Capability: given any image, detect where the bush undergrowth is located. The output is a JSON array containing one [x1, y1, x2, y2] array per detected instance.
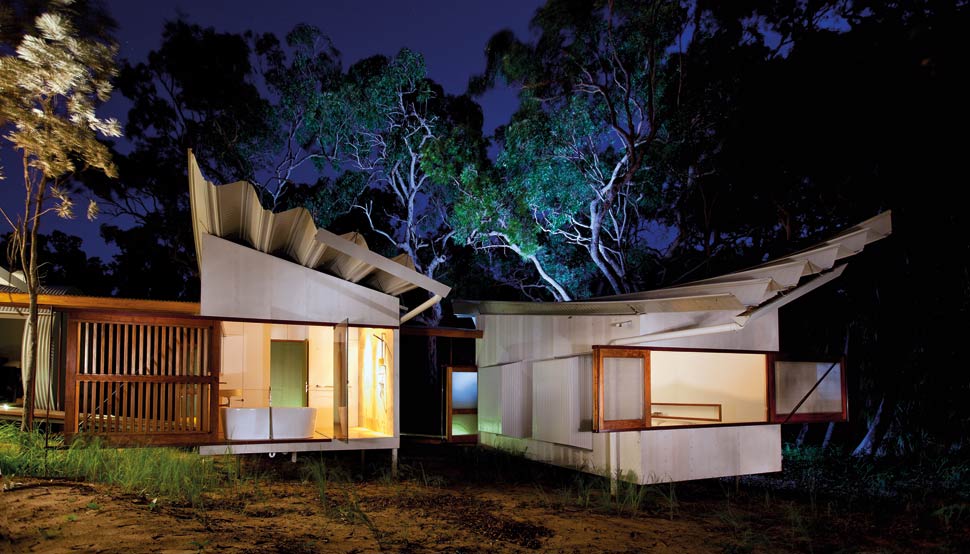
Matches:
[[0, 423, 226, 506]]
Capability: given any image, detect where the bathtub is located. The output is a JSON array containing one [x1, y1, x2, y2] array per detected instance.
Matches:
[[270, 407, 317, 439], [221, 407, 317, 440]]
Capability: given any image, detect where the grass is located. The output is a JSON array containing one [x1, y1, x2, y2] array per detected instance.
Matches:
[[4, 426, 969, 553], [0, 423, 227, 506]]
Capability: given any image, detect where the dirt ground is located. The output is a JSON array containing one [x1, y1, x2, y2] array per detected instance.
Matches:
[[1, 448, 967, 554]]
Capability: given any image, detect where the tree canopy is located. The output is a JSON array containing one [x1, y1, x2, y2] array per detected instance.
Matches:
[[6, 0, 965, 453]]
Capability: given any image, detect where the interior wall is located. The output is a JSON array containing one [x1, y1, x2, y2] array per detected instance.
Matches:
[[220, 320, 399, 439], [221, 322, 318, 409], [308, 325, 334, 435], [650, 350, 767, 423], [221, 321, 269, 407], [357, 328, 393, 436]]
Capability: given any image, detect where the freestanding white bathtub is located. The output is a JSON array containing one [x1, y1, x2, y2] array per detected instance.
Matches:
[[221, 407, 317, 440], [270, 407, 317, 439]]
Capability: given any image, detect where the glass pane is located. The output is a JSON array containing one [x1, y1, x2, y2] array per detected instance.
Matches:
[[451, 372, 478, 411], [775, 361, 842, 414], [603, 356, 644, 421], [333, 319, 349, 441], [451, 413, 478, 436]]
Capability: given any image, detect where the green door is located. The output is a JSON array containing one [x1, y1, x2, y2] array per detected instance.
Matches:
[[271, 341, 308, 407]]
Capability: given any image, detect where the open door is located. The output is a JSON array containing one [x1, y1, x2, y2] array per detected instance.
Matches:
[[768, 355, 847, 423], [333, 319, 349, 441]]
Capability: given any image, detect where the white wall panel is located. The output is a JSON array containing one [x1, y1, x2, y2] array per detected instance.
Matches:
[[476, 310, 780, 371], [478, 365, 502, 434], [532, 356, 593, 449], [200, 234, 399, 326], [501, 361, 532, 438], [640, 425, 781, 483]]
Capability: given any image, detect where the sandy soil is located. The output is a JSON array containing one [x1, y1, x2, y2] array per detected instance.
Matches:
[[1, 452, 966, 553]]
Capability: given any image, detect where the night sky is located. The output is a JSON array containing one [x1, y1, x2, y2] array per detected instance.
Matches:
[[1, 0, 544, 263]]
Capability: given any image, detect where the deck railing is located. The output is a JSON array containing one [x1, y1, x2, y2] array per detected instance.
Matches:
[[64, 311, 220, 445]]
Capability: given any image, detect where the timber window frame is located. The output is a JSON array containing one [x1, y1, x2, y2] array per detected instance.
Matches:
[[592, 347, 651, 432], [767, 353, 848, 424]]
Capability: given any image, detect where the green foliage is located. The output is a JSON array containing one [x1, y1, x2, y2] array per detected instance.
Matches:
[[458, 0, 692, 299], [0, 424, 224, 506]]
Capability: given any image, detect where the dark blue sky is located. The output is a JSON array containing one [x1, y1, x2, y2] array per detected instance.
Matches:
[[2, 0, 543, 263]]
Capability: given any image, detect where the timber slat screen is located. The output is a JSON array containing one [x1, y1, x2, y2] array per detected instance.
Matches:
[[64, 312, 220, 445]]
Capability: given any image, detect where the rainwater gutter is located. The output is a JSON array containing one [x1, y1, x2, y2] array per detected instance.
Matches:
[[609, 322, 742, 346], [400, 294, 443, 324]]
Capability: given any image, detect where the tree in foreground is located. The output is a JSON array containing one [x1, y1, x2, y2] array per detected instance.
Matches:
[[0, 0, 120, 430]]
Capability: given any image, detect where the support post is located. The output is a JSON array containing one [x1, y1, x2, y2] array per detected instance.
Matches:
[[391, 448, 398, 479], [608, 433, 618, 498]]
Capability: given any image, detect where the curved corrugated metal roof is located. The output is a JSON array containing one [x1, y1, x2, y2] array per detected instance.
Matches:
[[187, 151, 450, 301], [455, 211, 892, 316]]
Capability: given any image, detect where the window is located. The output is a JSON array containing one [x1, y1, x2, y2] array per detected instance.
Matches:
[[592, 346, 847, 431], [593, 347, 650, 431], [593, 346, 769, 432], [768, 355, 846, 423]]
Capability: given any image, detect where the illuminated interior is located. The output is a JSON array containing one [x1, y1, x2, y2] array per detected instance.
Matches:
[[450, 371, 478, 436], [649, 350, 767, 425], [354, 328, 394, 438], [219, 321, 395, 440], [597, 347, 768, 430]]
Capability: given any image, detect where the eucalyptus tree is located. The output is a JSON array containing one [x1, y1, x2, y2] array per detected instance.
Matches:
[[0, 0, 120, 429], [254, 23, 342, 212], [315, 49, 487, 324], [456, 0, 690, 300]]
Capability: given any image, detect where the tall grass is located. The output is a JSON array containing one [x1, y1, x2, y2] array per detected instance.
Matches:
[[0, 423, 223, 506]]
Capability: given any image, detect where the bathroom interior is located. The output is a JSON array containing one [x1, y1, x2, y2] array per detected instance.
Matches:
[[218, 320, 394, 441]]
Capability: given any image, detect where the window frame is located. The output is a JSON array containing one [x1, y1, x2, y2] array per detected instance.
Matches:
[[767, 353, 848, 424], [592, 347, 651, 432], [445, 365, 478, 442]]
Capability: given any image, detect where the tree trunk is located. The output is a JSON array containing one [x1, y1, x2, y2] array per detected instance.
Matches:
[[851, 397, 884, 457], [794, 423, 810, 448], [588, 206, 624, 295], [20, 227, 40, 432], [821, 421, 835, 450]]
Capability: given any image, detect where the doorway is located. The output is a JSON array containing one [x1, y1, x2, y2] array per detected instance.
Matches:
[[270, 340, 308, 407]]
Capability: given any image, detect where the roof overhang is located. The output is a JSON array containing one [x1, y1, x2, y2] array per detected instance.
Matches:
[[454, 211, 891, 318], [0, 292, 200, 315], [454, 293, 744, 317], [187, 150, 450, 322]]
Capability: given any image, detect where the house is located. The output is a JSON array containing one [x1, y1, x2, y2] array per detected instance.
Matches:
[[0, 150, 451, 464], [453, 211, 892, 484]]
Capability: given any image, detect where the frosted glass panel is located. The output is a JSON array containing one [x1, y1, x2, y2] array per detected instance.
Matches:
[[451, 372, 478, 410], [452, 414, 478, 436], [775, 361, 842, 414], [603, 357, 644, 421]]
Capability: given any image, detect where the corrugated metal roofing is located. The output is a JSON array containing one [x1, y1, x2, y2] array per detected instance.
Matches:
[[456, 211, 891, 317], [187, 151, 450, 300]]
